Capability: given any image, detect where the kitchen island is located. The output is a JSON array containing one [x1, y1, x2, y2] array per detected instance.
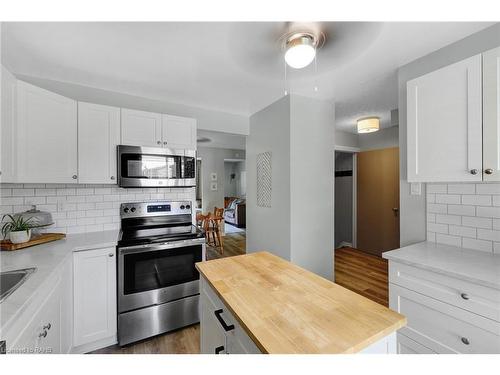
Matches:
[[196, 251, 406, 354]]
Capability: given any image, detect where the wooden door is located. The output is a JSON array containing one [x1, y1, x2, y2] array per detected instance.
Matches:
[[121, 108, 162, 147], [16, 80, 78, 183], [407, 54, 482, 182], [483, 46, 500, 181], [78, 102, 121, 184], [162, 114, 197, 149], [357, 147, 399, 256], [73, 247, 117, 346]]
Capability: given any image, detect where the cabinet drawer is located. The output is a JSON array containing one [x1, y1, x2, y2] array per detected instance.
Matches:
[[389, 261, 500, 322], [10, 276, 62, 354], [390, 284, 500, 353], [397, 333, 436, 354]]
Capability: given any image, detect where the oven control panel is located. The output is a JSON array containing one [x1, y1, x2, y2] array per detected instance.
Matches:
[[120, 201, 192, 218]]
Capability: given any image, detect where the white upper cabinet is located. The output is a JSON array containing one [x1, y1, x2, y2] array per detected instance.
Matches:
[[17, 81, 78, 183], [162, 114, 197, 150], [407, 54, 483, 182], [78, 102, 120, 184], [120, 108, 162, 147], [1, 66, 17, 183], [483, 46, 500, 182]]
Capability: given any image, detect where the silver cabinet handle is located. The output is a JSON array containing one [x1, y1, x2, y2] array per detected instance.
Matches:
[[43, 323, 51, 330], [461, 337, 470, 345], [157, 140, 161, 145], [108, 253, 114, 257], [38, 330, 48, 338], [460, 293, 469, 300], [110, 176, 115, 180], [485, 168, 494, 175], [72, 175, 78, 179], [163, 141, 168, 145], [470, 169, 478, 175]]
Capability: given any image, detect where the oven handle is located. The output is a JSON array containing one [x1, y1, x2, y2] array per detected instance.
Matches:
[[118, 238, 205, 255]]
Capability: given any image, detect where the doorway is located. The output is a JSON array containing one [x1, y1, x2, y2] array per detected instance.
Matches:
[[223, 159, 246, 235], [356, 147, 400, 256]]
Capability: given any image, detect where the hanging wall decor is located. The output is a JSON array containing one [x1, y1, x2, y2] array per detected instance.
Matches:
[[257, 152, 272, 207]]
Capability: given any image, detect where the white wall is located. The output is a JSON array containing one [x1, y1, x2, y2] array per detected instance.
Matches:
[[358, 126, 399, 151], [247, 96, 291, 261], [289, 95, 335, 279], [13, 74, 250, 135], [197, 147, 245, 214], [335, 129, 359, 149], [247, 95, 335, 279], [398, 23, 500, 247]]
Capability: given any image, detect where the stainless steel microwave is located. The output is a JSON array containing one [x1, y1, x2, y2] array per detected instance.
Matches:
[[117, 145, 196, 188]]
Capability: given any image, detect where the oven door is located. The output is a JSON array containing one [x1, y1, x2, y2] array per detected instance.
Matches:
[[118, 238, 205, 313], [117, 145, 196, 188]]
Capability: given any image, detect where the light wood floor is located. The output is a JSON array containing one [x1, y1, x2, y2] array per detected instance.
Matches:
[[334, 247, 389, 307], [91, 231, 246, 354]]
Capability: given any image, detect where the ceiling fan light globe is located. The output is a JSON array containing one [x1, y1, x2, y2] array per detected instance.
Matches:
[[284, 40, 316, 69]]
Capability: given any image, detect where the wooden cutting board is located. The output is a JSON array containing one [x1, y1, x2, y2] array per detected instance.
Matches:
[[1, 233, 66, 251]]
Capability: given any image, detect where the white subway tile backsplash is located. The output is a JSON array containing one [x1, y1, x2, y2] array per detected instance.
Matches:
[[0, 183, 195, 234], [447, 184, 475, 194], [461, 216, 492, 229], [475, 183, 500, 195], [427, 182, 500, 253], [461, 195, 492, 206]]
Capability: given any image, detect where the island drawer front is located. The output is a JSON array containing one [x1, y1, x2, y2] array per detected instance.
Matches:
[[200, 276, 261, 354], [390, 284, 500, 353], [389, 261, 500, 322], [397, 333, 437, 354]]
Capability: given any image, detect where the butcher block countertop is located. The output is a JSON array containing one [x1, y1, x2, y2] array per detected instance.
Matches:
[[196, 251, 406, 354]]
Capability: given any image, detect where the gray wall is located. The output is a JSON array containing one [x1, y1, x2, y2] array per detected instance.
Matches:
[[335, 152, 353, 248], [358, 126, 399, 151], [224, 161, 246, 198], [289, 95, 335, 279], [11, 75, 250, 135], [247, 95, 335, 279], [398, 23, 500, 247], [335, 129, 359, 149], [247, 96, 291, 261], [197, 147, 245, 214]]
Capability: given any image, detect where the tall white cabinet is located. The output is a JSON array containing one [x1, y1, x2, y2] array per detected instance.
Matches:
[[78, 102, 121, 184], [483, 46, 500, 181], [16, 81, 78, 183], [73, 247, 117, 348], [407, 54, 483, 182]]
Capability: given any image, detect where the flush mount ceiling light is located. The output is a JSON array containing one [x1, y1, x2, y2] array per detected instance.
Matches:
[[357, 117, 380, 134], [284, 33, 319, 69]]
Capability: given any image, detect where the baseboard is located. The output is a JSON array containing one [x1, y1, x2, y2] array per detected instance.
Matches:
[[70, 335, 117, 354], [336, 241, 352, 249]]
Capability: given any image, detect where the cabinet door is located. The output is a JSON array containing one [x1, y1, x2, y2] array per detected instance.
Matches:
[[17, 81, 78, 183], [407, 54, 482, 182], [162, 114, 197, 149], [1, 66, 17, 182], [200, 288, 227, 354], [78, 102, 120, 184], [483, 46, 500, 181], [121, 108, 162, 147], [73, 247, 117, 347]]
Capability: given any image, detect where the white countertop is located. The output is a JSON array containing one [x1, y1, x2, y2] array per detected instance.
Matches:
[[383, 241, 500, 289], [0, 230, 119, 335]]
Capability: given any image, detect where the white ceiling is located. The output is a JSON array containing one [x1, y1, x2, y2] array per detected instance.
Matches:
[[2, 22, 495, 133]]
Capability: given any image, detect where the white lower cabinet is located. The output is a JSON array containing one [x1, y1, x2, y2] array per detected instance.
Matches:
[[200, 276, 261, 354], [389, 261, 500, 354], [73, 247, 117, 350]]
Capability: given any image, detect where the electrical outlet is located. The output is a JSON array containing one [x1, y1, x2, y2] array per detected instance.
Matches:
[[410, 182, 421, 195]]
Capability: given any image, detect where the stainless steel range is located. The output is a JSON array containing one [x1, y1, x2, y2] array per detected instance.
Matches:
[[117, 201, 205, 346]]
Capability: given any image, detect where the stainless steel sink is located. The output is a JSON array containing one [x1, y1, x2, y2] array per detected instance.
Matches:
[[0, 267, 36, 303]]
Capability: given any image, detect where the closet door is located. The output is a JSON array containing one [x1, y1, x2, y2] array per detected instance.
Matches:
[[407, 54, 482, 182], [78, 102, 120, 184], [483, 46, 500, 181], [17, 81, 78, 183]]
